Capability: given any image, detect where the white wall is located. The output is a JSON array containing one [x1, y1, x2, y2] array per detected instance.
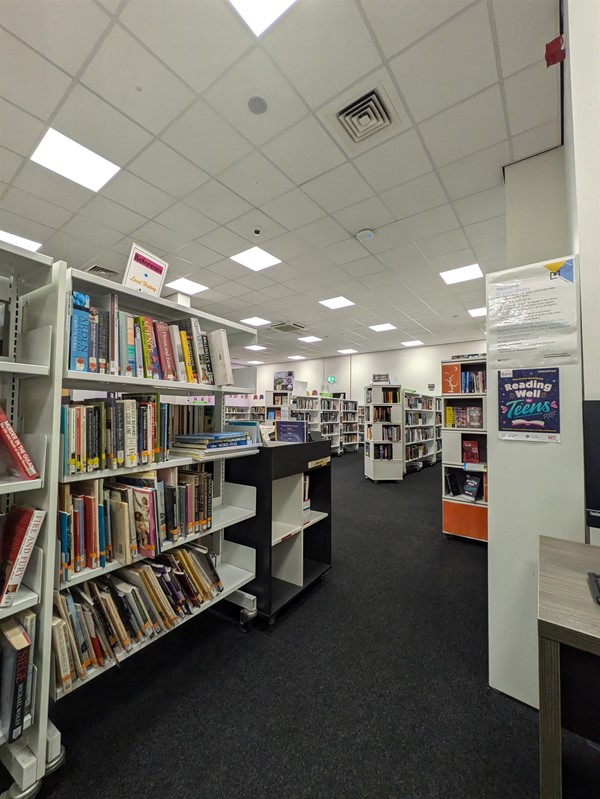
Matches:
[[487, 147, 586, 709], [256, 340, 486, 399]]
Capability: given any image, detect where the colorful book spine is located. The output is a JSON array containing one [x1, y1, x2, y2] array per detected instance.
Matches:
[[179, 331, 196, 383], [154, 321, 177, 381], [88, 307, 99, 373], [69, 307, 89, 372], [138, 317, 162, 380], [0, 406, 39, 479], [168, 325, 187, 382], [133, 319, 144, 378]]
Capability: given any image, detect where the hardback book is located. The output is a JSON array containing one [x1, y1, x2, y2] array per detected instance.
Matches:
[[168, 324, 187, 382], [0, 618, 31, 742], [153, 321, 177, 381], [462, 440, 480, 463], [445, 473, 460, 496], [117, 311, 135, 377], [462, 474, 481, 502], [179, 328, 197, 383], [0, 405, 39, 480], [467, 406, 483, 429], [190, 318, 212, 384], [88, 307, 99, 373], [200, 332, 214, 384], [133, 319, 144, 378], [0, 505, 45, 607], [51, 616, 72, 694], [137, 317, 162, 380], [69, 291, 90, 372], [15, 609, 36, 714], [90, 293, 119, 376]]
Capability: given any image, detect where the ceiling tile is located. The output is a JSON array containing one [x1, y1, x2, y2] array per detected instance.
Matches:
[[464, 215, 505, 246], [355, 128, 433, 192], [113, 235, 165, 257], [226, 210, 288, 243], [427, 248, 478, 271], [129, 142, 209, 199], [438, 141, 510, 200], [361, 220, 410, 254], [129, 221, 184, 252], [391, 3, 497, 122], [416, 228, 470, 258], [333, 196, 394, 235], [266, 232, 313, 261], [199, 227, 253, 258], [376, 242, 427, 269], [0, 148, 23, 183], [53, 85, 152, 165], [0, 207, 54, 244], [493, 0, 558, 77], [0, 99, 46, 157], [62, 214, 123, 248], [262, 116, 346, 184], [155, 203, 217, 238], [184, 181, 251, 224], [263, 0, 382, 107], [289, 251, 336, 275], [341, 256, 388, 279], [361, 0, 473, 59], [120, 0, 253, 93], [262, 283, 299, 300], [420, 86, 507, 166], [321, 238, 369, 265], [169, 241, 222, 268], [402, 204, 460, 240], [79, 195, 148, 235], [453, 186, 505, 225], [303, 163, 373, 214], [381, 172, 446, 219], [504, 61, 560, 136], [183, 266, 225, 287], [0, 29, 71, 120], [97, 0, 120, 11], [266, 263, 303, 283], [236, 272, 276, 291], [511, 120, 561, 162], [101, 171, 174, 217], [217, 280, 251, 298], [14, 162, 94, 212], [42, 230, 102, 266], [162, 101, 253, 174], [295, 216, 349, 248], [218, 151, 294, 206], [81, 26, 194, 134], [261, 189, 325, 230], [0, 185, 72, 229], [204, 48, 307, 146], [472, 237, 506, 261], [0, 0, 109, 76]]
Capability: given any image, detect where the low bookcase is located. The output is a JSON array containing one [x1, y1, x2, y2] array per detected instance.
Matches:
[[225, 441, 332, 625]]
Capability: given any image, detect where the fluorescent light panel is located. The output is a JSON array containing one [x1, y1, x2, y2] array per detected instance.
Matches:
[[247, 360, 264, 365], [241, 317, 271, 327], [31, 128, 120, 192], [440, 263, 483, 285], [287, 355, 305, 360], [0, 229, 42, 252], [402, 340, 424, 347], [230, 246, 281, 272], [319, 296, 354, 310], [298, 336, 322, 343], [227, 0, 298, 36], [369, 323, 396, 332], [468, 307, 487, 317], [338, 349, 357, 355], [245, 344, 267, 351], [165, 277, 208, 295]]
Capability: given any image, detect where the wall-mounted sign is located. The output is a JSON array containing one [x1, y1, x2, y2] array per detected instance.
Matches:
[[327, 376, 336, 383], [123, 243, 168, 297], [498, 367, 561, 442], [274, 370, 294, 391], [372, 373, 390, 385], [428, 383, 435, 391]]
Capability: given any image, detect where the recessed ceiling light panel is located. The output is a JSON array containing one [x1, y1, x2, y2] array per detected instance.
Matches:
[[165, 277, 208, 295], [468, 307, 487, 317], [231, 246, 281, 271], [369, 323, 396, 332], [241, 316, 271, 326], [440, 263, 483, 285], [227, 0, 298, 36], [245, 344, 267, 351], [0, 229, 42, 252], [298, 336, 322, 343], [338, 349, 358, 355], [319, 296, 354, 310], [402, 340, 424, 347], [31, 128, 120, 192], [287, 355, 305, 360], [247, 360, 264, 365]]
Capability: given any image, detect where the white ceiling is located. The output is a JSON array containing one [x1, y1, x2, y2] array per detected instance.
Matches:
[[0, 0, 560, 363]]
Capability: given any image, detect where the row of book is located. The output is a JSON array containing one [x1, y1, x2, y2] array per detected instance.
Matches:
[[0, 613, 36, 743], [405, 395, 433, 410], [67, 290, 233, 385], [371, 443, 394, 460], [406, 443, 434, 461], [405, 411, 430, 425], [295, 399, 319, 410], [445, 406, 483, 429], [379, 424, 402, 441], [320, 412, 338, 422], [445, 472, 483, 502], [460, 369, 486, 394], [58, 465, 213, 583], [52, 543, 224, 694], [405, 427, 434, 443], [463, 440, 482, 463], [320, 424, 338, 436], [381, 389, 402, 403], [371, 407, 393, 422], [319, 400, 338, 410]]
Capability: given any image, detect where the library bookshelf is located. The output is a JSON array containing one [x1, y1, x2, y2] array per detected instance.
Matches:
[[225, 441, 331, 625], [341, 400, 359, 452], [357, 405, 365, 445], [441, 356, 488, 542], [319, 396, 342, 455], [364, 385, 404, 481], [404, 391, 437, 469], [435, 397, 443, 461], [265, 390, 291, 421], [291, 395, 320, 436]]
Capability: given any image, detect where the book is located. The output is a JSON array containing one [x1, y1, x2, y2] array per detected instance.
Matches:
[[154, 321, 177, 381], [208, 329, 233, 386], [0, 618, 31, 742], [462, 440, 480, 463], [467, 406, 483, 429], [442, 362, 461, 394], [0, 506, 45, 607], [69, 292, 90, 372], [190, 318, 211, 384], [88, 306, 99, 373], [445, 473, 460, 496], [0, 405, 39, 480], [462, 474, 481, 502], [15, 609, 35, 714]]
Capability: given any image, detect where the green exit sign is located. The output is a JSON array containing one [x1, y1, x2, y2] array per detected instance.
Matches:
[[327, 376, 336, 383]]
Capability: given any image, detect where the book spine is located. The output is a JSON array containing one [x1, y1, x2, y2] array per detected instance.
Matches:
[[69, 307, 89, 372], [118, 311, 130, 378], [0, 509, 45, 608], [139, 317, 162, 380], [97, 309, 109, 374], [179, 330, 196, 383], [134, 319, 144, 378], [88, 308, 99, 373], [168, 325, 187, 381], [154, 321, 176, 381], [190, 318, 210, 384], [52, 619, 72, 694], [201, 333, 214, 383], [0, 408, 39, 479], [8, 644, 30, 741], [16, 611, 36, 713], [124, 400, 138, 467]]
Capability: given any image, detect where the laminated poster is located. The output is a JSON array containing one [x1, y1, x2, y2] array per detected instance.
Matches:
[[487, 257, 578, 369], [273, 371, 294, 392], [123, 243, 168, 297], [498, 368, 560, 442]]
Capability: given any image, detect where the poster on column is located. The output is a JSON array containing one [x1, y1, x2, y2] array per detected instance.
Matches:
[[497, 368, 560, 442], [487, 256, 578, 369]]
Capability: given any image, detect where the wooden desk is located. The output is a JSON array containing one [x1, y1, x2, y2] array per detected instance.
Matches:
[[538, 535, 600, 798]]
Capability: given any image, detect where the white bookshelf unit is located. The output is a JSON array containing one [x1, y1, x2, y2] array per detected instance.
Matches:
[[224, 394, 251, 422], [435, 397, 443, 461], [357, 405, 365, 445], [341, 400, 359, 452], [319, 396, 342, 455], [364, 385, 404, 482], [441, 356, 488, 542], [265, 390, 291, 421], [404, 391, 437, 469], [291, 395, 320, 436]]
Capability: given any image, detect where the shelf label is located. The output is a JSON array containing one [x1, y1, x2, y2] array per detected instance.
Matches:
[[307, 456, 331, 469]]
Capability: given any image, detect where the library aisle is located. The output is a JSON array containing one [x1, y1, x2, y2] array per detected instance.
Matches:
[[40, 457, 597, 799]]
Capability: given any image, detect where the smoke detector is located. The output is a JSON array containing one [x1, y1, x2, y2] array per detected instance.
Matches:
[[355, 229, 375, 243]]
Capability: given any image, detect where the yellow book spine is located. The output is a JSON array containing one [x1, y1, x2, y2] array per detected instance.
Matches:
[[179, 331, 195, 383]]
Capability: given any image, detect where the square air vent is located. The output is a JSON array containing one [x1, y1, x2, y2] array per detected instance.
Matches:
[[271, 322, 307, 334], [86, 264, 119, 277], [337, 89, 392, 143]]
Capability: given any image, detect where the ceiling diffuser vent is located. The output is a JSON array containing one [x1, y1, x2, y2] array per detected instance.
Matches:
[[337, 89, 392, 143], [86, 264, 119, 277], [271, 322, 307, 334]]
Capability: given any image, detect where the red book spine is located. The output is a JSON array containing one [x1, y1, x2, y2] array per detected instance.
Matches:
[[153, 321, 176, 381], [0, 407, 39, 480], [73, 508, 81, 573], [10, 645, 30, 742]]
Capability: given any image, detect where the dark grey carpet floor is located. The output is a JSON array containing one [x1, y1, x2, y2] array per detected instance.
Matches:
[[40, 454, 599, 798]]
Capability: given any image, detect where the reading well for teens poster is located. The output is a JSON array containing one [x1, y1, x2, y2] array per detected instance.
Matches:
[[498, 368, 560, 442]]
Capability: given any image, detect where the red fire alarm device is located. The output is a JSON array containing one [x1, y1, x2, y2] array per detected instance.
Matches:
[[545, 35, 565, 67]]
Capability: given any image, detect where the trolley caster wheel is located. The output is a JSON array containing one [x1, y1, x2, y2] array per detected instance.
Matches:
[[268, 616, 277, 626], [239, 608, 256, 633], [239, 620, 253, 633]]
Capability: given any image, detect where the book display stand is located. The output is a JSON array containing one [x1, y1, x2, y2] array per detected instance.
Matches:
[[225, 441, 332, 625], [364, 384, 405, 482], [357, 406, 365, 446], [404, 391, 437, 470], [441, 356, 488, 541], [319, 396, 342, 456]]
